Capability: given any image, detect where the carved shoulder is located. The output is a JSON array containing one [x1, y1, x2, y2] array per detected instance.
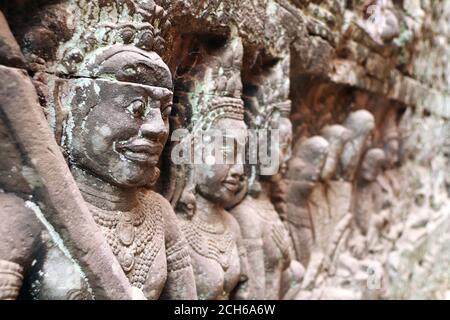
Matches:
[[151, 191, 182, 246], [230, 200, 263, 239], [223, 210, 244, 241], [148, 191, 197, 299]]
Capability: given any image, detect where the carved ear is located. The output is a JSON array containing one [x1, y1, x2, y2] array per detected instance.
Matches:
[[169, 164, 187, 208], [147, 167, 161, 187], [174, 184, 197, 220]]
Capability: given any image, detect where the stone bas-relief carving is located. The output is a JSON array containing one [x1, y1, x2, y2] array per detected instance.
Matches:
[[354, 148, 386, 238], [295, 110, 378, 296], [1, 0, 196, 300], [0, 10, 145, 300], [1, 0, 450, 301], [50, 2, 196, 300], [299, 125, 352, 289], [230, 53, 303, 300], [285, 136, 330, 266], [309, 125, 352, 254], [173, 36, 252, 300]]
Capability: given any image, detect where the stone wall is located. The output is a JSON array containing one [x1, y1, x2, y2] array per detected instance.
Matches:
[[0, 0, 448, 300]]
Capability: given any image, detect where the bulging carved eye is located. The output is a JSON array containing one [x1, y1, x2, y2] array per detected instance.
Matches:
[[127, 99, 146, 118]]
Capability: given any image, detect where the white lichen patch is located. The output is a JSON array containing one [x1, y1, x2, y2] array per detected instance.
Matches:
[[21, 166, 43, 189], [24, 200, 94, 298], [99, 125, 112, 137], [91, 126, 109, 154]]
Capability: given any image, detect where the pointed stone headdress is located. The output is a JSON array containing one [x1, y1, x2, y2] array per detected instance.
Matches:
[[58, 0, 172, 76], [243, 54, 291, 131]]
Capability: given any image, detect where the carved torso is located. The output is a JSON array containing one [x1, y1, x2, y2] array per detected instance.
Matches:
[[308, 183, 332, 253], [87, 190, 167, 298], [19, 190, 191, 300], [231, 194, 291, 299], [179, 213, 242, 300], [285, 179, 316, 265]]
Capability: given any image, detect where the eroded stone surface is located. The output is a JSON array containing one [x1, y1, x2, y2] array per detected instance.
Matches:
[[0, 0, 449, 300]]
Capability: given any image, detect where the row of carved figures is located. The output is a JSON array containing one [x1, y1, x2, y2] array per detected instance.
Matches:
[[0, 0, 402, 300]]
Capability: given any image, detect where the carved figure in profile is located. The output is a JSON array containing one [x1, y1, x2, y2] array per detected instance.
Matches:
[[298, 125, 354, 291], [334, 110, 375, 258], [172, 36, 252, 300], [325, 110, 375, 243], [339, 110, 376, 182], [228, 53, 304, 299], [308, 125, 352, 255], [354, 148, 386, 238], [285, 136, 330, 267], [300, 111, 377, 296], [377, 108, 402, 208]]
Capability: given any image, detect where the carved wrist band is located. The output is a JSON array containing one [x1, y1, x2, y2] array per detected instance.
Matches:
[[166, 240, 192, 273], [0, 260, 24, 300]]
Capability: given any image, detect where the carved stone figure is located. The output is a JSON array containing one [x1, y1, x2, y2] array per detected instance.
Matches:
[[376, 109, 402, 209], [225, 53, 303, 300], [354, 148, 386, 238], [285, 136, 330, 266], [172, 36, 252, 300], [1, 0, 197, 300], [336, 110, 375, 258], [308, 125, 352, 253], [339, 110, 376, 182], [299, 125, 353, 291], [1, 0, 449, 302], [305, 111, 375, 290], [300, 112, 378, 297], [320, 125, 353, 182], [318, 148, 387, 300], [0, 7, 141, 300]]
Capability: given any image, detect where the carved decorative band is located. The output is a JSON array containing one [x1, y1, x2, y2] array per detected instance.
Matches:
[[210, 97, 245, 112], [0, 260, 23, 300], [270, 100, 292, 117], [166, 239, 192, 273], [209, 97, 245, 120]]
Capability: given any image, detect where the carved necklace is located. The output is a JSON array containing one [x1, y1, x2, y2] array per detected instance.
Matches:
[[181, 214, 234, 271], [87, 191, 164, 289]]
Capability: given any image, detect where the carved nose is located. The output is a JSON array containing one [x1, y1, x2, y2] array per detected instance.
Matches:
[[140, 112, 168, 142]]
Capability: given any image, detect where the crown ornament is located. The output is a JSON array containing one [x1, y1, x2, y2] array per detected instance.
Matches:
[[59, 0, 171, 76], [243, 54, 291, 131], [173, 37, 245, 133]]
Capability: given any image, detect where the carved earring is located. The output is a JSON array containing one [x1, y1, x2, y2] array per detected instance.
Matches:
[[147, 167, 161, 186]]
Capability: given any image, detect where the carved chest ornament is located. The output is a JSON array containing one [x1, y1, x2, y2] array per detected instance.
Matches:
[[180, 215, 234, 271], [87, 192, 164, 289]]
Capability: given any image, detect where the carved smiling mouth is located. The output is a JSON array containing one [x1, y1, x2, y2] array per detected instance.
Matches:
[[116, 139, 163, 165], [222, 178, 242, 193]]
